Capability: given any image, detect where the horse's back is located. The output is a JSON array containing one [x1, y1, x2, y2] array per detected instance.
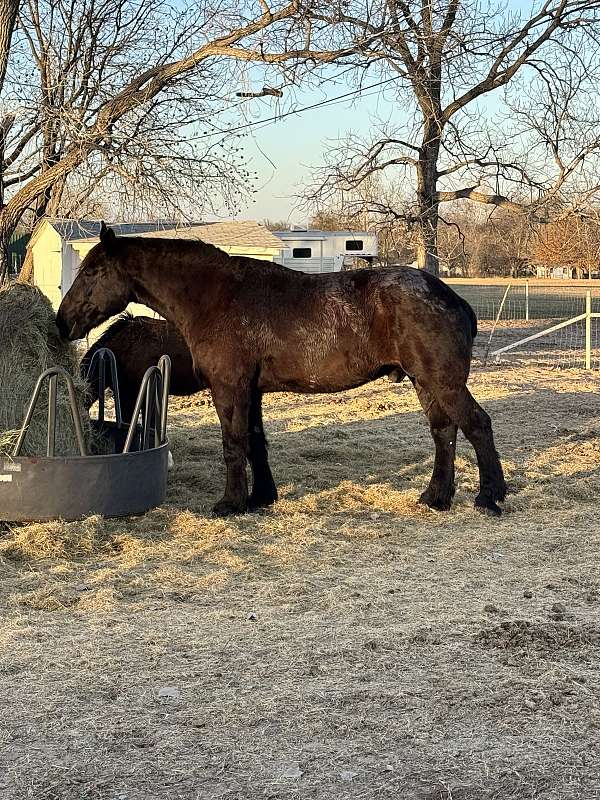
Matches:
[[232, 261, 475, 336], [81, 315, 201, 407]]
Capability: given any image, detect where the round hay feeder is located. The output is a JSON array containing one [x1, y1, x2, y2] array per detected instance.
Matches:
[[0, 350, 171, 523]]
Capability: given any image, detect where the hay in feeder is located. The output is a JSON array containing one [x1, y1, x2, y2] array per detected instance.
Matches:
[[0, 282, 92, 457]]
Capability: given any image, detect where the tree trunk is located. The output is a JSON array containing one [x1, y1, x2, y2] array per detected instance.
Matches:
[[416, 123, 441, 276], [36, 170, 66, 220], [18, 247, 34, 283], [0, 206, 22, 284], [0, 0, 20, 285], [415, 202, 440, 274], [0, 0, 19, 92], [0, 233, 11, 284]]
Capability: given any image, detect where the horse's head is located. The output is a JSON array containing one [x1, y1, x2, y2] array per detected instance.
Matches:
[[56, 223, 133, 340]]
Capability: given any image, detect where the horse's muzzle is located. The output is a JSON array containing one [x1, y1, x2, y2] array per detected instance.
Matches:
[[56, 310, 69, 339], [56, 310, 80, 340]]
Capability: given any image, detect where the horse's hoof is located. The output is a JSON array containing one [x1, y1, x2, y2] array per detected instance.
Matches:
[[248, 483, 278, 511], [475, 498, 502, 517], [212, 499, 247, 517], [418, 489, 452, 511], [248, 493, 277, 511]]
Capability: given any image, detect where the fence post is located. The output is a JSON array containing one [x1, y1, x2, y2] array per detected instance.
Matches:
[[483, 282, 512, 364], [585, 291, 591, 370], [525, 280, 529, 321]]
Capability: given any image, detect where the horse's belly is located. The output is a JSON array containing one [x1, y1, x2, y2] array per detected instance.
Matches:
[[258, 350, 378, 393]]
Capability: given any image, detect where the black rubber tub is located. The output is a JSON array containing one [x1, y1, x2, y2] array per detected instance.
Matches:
[[0, 421, 169, 523]]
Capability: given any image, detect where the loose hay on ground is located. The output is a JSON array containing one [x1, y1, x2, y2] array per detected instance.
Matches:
[[0, 365, 600, 799], [0, 282, 91, 456]]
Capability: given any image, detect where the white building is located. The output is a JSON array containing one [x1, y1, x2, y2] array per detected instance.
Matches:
[[535, 264, 577, 279], [29, 218, 284, 310], [273, 229, 378, 273]]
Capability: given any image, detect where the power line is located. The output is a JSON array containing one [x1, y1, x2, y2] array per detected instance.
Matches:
[[187, 74, 402, 141]]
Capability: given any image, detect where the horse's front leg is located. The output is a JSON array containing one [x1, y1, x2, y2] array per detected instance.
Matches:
[[248, 388, 277, 509], [210, 379, 251, 516]]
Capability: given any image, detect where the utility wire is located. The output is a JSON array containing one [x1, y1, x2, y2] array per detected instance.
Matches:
[[187, 74, 402, 141]]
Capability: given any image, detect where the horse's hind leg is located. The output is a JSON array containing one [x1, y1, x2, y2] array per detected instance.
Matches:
[[412, 380, 457, 511], [248, 389, 277, 510], [435, 384, 506, 515]]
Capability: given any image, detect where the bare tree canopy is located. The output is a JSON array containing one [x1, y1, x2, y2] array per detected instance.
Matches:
[[8, 0, 267, 223], [303, 0, 600, 274], [0, 0, 343, 281], [0, 0, 20, 226]]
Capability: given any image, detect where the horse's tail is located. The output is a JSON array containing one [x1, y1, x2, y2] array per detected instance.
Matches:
[[462, 298, 477, 339]]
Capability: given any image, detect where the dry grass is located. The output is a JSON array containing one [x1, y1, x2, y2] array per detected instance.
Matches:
[[0, 282, 92, 457], [1, 364, 600, 799]]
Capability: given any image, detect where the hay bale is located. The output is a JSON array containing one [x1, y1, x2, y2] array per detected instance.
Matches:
[[0, 282, 92, 457]]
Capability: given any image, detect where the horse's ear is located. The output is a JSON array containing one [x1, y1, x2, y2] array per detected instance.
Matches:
[[99, 221, 117, 253]]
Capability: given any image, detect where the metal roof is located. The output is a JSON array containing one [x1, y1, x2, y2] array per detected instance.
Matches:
[[48, 218, 283, 251], [48, 219, 189, 241]]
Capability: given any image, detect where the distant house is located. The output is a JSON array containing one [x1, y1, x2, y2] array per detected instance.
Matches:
[[534, 264, 600, 279], [535, 264, 577, 279], [29, 218, 284, 311], [273, 228, 378, 273]]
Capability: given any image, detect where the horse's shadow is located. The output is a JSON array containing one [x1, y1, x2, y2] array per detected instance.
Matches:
[[4, 386, 596, 602], [165, 387, 600, 515]]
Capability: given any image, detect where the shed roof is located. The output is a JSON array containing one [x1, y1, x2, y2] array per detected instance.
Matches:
[[139, 220, 283, 251], [48, 219, 189, 241], [45, 218, 282, 252]]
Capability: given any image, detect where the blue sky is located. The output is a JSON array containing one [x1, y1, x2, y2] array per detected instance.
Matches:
[[229, 70, 504, 224], [234, 76, 392, 224], [223, 0, 556, 224]]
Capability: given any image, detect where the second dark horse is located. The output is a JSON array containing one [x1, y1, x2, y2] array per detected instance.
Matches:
[[57, 224, 506, 516], [81, 314, 202, 421]]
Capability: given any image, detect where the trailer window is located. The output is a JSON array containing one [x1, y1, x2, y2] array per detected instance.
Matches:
[[346, 240, 363, 251], [292, 247, 312, 258]]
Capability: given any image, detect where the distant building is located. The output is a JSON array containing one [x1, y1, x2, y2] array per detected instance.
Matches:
[[273, 228, 378, 273], [535, 264, 578, 279]]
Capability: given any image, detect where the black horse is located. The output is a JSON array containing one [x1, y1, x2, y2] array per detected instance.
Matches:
[[81, 313, 202, 421], [57, 224, 506, 517]]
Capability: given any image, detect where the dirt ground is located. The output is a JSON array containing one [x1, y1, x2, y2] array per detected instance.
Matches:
[[1, 360, 600, 800]]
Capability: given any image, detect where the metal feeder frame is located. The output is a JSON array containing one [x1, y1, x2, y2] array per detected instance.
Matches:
[[0, 350, 172, 522]]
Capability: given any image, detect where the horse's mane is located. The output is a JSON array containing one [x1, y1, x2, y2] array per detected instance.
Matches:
[[126, 235, 230, 259], [79, 312, 135, 376]]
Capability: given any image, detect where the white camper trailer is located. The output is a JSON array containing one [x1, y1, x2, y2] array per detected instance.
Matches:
[[274, 229, 378, 273]]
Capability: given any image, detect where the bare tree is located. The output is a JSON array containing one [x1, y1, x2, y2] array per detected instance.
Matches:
[[304, 0, 600, 274], [437, 205, 534, 277], [0, 0, 19, 91], [9, 0, 268, 224], [0, 0, 20, 215], [0, 0, 344, 282]]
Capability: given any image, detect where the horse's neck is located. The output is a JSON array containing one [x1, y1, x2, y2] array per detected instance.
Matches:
[[125, 244, 223, 330]]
